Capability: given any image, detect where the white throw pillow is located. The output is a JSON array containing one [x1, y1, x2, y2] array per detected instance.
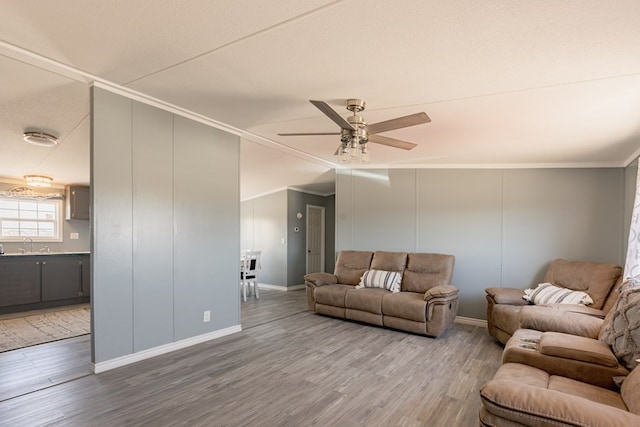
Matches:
[[356, 270, 402, 293], [523, 282, 593, 306]]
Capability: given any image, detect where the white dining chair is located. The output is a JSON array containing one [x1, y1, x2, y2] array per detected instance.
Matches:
[[240, 251, 261, 302]]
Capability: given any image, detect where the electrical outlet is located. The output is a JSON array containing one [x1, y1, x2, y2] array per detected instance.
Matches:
[[70, 232, 79, 240], [203, 310, 211, 322]]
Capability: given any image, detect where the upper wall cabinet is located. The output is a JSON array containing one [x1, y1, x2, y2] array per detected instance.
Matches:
[[66, 185, 90, 220]]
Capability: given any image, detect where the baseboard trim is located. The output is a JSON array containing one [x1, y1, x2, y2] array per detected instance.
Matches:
[[258, 283, 305, 291], [92, 324, 242, 374], [454, 316, 487, 328]]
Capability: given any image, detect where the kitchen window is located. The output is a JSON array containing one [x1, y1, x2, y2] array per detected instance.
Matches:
[[0, 198, 62, 242]]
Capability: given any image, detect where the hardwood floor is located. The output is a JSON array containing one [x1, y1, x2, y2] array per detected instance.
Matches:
[[0, 289, 502, 426]]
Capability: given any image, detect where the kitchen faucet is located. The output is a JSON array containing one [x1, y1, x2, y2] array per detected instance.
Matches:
[[23, 237, 33, 253]]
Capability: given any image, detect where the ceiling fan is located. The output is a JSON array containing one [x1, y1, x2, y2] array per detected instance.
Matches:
[[278, 99, 430, 162]]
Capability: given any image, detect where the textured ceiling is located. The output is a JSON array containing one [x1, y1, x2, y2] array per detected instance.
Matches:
[[0, 0, 639, 200]]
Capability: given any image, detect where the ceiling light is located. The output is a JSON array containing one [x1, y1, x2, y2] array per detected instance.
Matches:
[[24, 175, 53, 187], [23, 131, 59, 147]]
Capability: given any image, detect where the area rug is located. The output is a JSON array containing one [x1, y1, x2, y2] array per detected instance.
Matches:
[[0, 305, 91, 352]]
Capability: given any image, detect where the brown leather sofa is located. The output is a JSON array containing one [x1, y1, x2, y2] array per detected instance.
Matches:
[[480, 362, 640, 426], [485, 259, 623, 344], [304, 250, 458, 337]]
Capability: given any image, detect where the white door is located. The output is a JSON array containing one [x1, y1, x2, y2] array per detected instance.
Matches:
[[306, 205, 325, 274]]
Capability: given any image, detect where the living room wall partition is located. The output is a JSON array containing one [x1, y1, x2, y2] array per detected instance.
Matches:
[[91, 86, 240, 368], [336, 168, 626, 320]]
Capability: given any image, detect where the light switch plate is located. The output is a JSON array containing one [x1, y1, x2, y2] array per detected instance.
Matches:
[[70, 232, 79, 240]]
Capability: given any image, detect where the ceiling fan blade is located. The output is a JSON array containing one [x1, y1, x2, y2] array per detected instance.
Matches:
[[367, 112, 431, 135], [368, 134, 417, 150], [277, 132, 340, 136], [310, 100, 355, 131]]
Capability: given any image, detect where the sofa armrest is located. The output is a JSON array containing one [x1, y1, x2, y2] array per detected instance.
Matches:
[[304, 272, 338, 287], [539, 332, 618, 367], [485, 287, 529, 306], [520, 305, 603, 339], [424, 284, 459, 302], [481, 378, 640, 426]]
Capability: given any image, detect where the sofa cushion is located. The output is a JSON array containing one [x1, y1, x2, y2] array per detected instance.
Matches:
[[600, 281, 640, 370], [543, 259, 622, 309], [424, 284, 459, 301], [370, 251, 407, 272], [345, 288, 386, 314], [356, 269, 402, 293], [503, 329, 629, 390], [520, 305, 604, 339], [401, 253, 454, 293], [539, 332, 619, 367], [621, 365, 640, 415], [524, 282, 594, 306], [480, 363, 636, 426], [334, 251, 373, 285], [314, 284, 352, 307], [381, 292, 426, 322]]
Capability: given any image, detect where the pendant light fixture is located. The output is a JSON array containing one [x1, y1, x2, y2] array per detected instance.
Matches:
[[24, 175, 53, 187], [23, 131, 59, 147]]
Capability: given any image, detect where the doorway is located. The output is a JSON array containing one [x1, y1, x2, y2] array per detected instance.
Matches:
[[306, 205, 325, 274]]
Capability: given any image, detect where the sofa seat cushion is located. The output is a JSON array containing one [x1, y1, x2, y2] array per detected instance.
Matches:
[[314, 284, 353, 307], [381, 292, 426, 323], [345, 288, 387, 314], [520, 305, 604, 339], [480, 363, 636, 427]]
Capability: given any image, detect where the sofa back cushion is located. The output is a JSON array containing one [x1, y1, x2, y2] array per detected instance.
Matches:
[[370, 251, 408, 272], [543, 259, 622, 310], [402, 253, 455, 293], [622, 366, 640, 415], [334, 251, 374, 285]]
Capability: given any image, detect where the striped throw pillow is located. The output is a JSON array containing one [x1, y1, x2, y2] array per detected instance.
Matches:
[[356, 270, 402, 293], [523, 283, 594, 306]]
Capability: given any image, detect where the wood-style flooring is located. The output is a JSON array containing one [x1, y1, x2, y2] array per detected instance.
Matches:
[[0, 289, 503, 426]]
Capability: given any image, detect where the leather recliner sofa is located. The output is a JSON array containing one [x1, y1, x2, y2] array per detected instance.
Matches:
[[485, 259, 623, 345], [304, 250, 458, 337]]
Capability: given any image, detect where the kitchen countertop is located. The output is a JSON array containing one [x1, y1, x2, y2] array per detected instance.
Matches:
[[0, 251, 90, 257]]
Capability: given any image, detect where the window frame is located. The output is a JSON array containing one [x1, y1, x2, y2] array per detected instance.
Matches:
[[0, 197, 63, 243]]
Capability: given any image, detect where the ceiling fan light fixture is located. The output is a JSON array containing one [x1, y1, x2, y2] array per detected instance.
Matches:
[[24, 175, 53, 187], [23, 131, 59, 147]]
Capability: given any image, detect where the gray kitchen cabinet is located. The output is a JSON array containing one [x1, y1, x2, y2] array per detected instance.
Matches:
[[80, 255, 91, 297], [41, 258, 82, 302], [65, 185, 90, 220], [0, 259, 41, 307]]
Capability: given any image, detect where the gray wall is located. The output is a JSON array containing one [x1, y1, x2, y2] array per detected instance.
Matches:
[[91, 87, 240, 364], [336, 168, 627, 320], [241, 189, 334, 288], [287, 189, 335, 285], [0, 181, 91, 253], [240, 190, 287, 286]]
